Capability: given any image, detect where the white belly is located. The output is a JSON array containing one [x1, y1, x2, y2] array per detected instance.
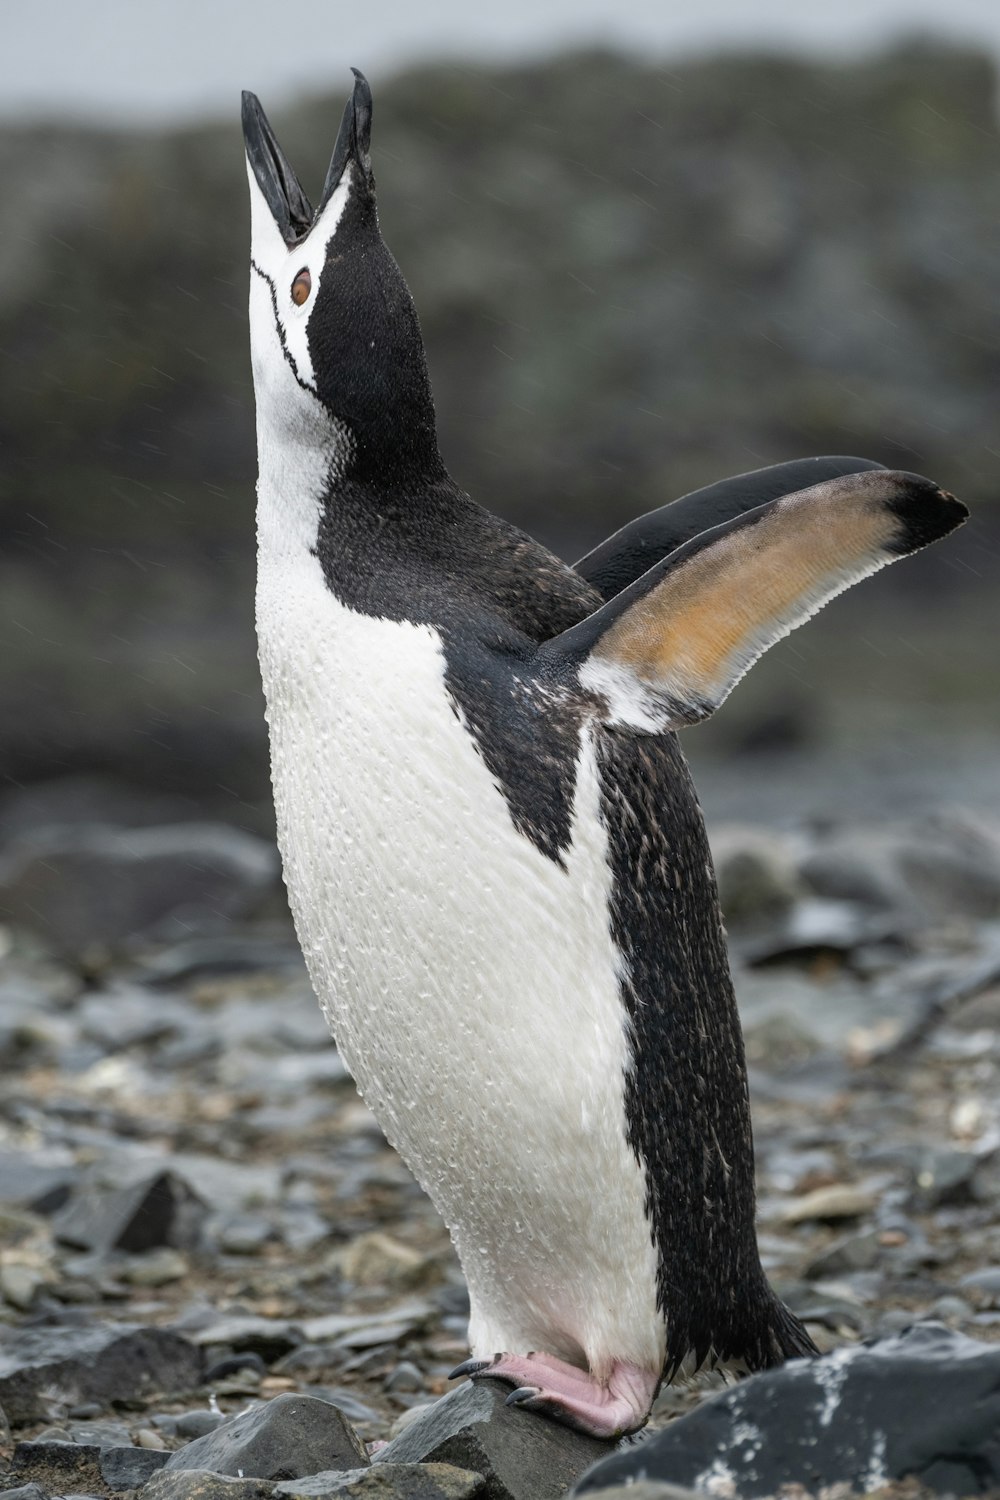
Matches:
[[257, 550, 664, 1375]]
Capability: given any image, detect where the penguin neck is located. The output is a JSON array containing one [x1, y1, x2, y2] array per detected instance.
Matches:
[[255, 398, 465, 576]]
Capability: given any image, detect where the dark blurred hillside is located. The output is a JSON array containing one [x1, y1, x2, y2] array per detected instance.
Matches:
[[1, 43, 998, 813]]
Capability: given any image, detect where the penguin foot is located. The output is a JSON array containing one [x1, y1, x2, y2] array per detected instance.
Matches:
[[450, 1351, 656, 1438]]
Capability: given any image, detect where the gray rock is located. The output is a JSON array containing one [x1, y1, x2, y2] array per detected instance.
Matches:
[[11, 1441, 103, 1493], [299, 1305, 433, 1345], [910, 1145, 983, 1209], [141, 1472, 276, 1500], [799, 830, 911, 910], [100, 1446, 172, 1490], [54, 1170, 205, 1254], [215, 1215, 274, 1255], [302, 1391, 381, 1426], [930, 1294, 973, 1322], [0, 1263, 48, 1311], [173, 1411, 228, 1440], [959, 1267, 1000, 1306], [385, 1362, 425, 1394], [573, 1323, 1000, 1496], [164, 1394, 367, 1480], [0, 1147, 77, 1214], [743, 897, 890, 966], [77, 985, 192, 1051], [168, 1156, 284, 1213], [800, 816, 1000, 922], [0, 1486, 50, 1500], [581, 1488, 703, 1500], [190, 1317, 303, 1360], [123, 1247, 191, 1286], [67, 1419, 134, 1446], [276, 1465, 485, 1498], [0, 822, 278, 952], [374, 1379, 616, 1500], [709, 825, 801, 924], [803, 1228, 881, 1279], [0, 1324, 203, 1426]]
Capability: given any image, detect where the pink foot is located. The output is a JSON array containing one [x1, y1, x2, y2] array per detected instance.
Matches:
[[449, 1350, 657, 1438]]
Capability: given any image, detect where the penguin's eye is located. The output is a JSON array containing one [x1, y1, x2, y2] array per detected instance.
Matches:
[[291, 268, 311, 306]]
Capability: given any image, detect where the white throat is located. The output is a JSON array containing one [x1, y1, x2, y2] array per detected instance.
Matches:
[[253, 399, 351, 561]]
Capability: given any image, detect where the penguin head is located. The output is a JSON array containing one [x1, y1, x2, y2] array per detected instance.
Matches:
[[243, 71, 442, 485]]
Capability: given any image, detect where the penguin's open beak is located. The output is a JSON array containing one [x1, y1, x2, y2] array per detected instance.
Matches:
[[241, 90, 313, 245], [242, 70, 373, 246], [315, 68, 372, 215]]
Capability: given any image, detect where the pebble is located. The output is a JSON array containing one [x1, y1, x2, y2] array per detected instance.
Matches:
[[911, 1145, 982, 1208], [709, 824, 802, 923], [304, 1391, 381, 1426], [930, 1294, 973, 1321], [336, 1233, 436, 1292], [781, 1184, 876, 1223], [174, 1411, 228, 1440], [384, 1362, 425, 1394], [122, 1248, 191, 1286], [959, 1266, 1000, 1306], [0, 1265, 48, 1311], [215, 1216, 274, 1255], [803, 1228, 882, 1279]]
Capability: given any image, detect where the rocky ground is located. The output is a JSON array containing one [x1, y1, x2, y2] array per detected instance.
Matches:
[[2, 786, 1000, 1498]]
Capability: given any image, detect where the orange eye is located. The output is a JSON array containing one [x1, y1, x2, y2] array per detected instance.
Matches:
[[291, 268, 311, 306]]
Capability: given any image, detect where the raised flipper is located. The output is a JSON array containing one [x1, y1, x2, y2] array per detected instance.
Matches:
[[575, 456, 885, 600], [541, 469, 967, 733]]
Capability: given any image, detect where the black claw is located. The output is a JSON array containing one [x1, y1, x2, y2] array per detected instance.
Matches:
[[448, 1357, 495, 1380], [505, 1385, 542, 1406]]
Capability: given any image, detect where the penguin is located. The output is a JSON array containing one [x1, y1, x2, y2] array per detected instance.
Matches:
[[242, 71, 967, 1438]]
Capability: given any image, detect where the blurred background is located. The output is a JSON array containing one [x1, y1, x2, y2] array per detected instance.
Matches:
[[0, 0, 998, 858]]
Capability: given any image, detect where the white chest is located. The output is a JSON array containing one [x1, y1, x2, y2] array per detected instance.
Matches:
[[256, 545, 663, 1371]]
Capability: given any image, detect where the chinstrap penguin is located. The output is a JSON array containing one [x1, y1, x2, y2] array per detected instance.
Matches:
[[242, 71, 968, 1438]]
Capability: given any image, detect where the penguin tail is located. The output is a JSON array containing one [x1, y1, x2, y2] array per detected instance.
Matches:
[[762, 1293, 819, 1366]]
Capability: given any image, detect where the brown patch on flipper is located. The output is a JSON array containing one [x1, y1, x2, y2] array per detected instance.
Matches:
[[573, 470, 967, 729]]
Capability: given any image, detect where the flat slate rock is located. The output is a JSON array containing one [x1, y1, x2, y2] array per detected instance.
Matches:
[[101, 1445, 172, 1490], [0, 1324, 203, 1426], [163, 1394, 368, 1480], [141, 1474, 277, 1500], [276, 1464, 485, 1497], [54, 1170, 205, 1254], [11, 1441, 103, 1494], [573, 1323, 1000, 1496], [374, 1379, 616, 1500]]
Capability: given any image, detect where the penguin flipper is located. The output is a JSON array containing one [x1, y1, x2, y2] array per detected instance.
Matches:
[[574, 456, 886, 601], [542, 469, 967, 732]]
